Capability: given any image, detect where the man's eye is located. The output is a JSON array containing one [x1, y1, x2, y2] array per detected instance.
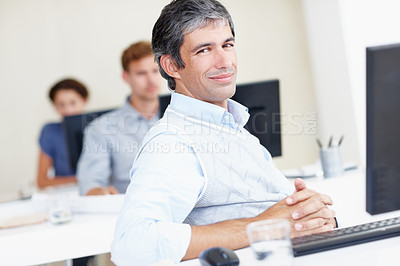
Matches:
[[224, 43, 234, 48], [197, 48, 210, 54]]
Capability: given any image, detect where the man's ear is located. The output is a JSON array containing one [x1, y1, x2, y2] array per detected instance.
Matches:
[[122, 71, 129, 83], [160, 55, 181, 79]]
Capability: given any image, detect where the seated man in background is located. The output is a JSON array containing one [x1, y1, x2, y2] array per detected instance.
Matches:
[[37, 78, 89, 189], [77, 41, 162, 195], [111, 0, 336, 265]]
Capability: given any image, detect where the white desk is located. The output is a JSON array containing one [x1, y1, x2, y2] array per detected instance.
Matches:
[[2, 171, 400, 265], [180, 169, 400, 266], [179, 236, 400, 266], [0, 188, 120, 266]]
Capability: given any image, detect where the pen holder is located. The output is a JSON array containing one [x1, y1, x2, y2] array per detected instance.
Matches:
[[320, 146, 344, 178]]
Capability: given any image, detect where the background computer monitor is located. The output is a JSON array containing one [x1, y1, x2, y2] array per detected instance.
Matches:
[[63, 94, 174, 171], [159, 94, 172, 116], [159, 79, 282, 157], [63, 109, 114, 170], [366, 43, 400, 214]]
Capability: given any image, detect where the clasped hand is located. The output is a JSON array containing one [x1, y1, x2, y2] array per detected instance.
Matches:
[[258, 178, 336, 237], [86, 185, 119, 196]]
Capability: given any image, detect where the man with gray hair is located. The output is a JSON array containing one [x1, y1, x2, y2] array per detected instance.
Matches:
[[111, 0, 336, 264]]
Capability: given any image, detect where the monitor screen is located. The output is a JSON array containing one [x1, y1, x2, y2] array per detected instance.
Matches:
[[63, 109, 114, 171], [64, 94, 172, 171], [366, 43, 400, 214], [159, 94, 171, 115], [232, 80, 282, 157], [159, 80, 282, 157]]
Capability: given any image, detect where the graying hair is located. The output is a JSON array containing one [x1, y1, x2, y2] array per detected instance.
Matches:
[[152, 0, 235, 90]]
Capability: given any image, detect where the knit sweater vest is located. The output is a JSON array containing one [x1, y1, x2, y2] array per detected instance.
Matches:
[[138, 105, 294, 225]]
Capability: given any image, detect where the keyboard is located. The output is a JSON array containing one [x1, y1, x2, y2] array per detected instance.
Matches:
[[292, 216, 400, 256]]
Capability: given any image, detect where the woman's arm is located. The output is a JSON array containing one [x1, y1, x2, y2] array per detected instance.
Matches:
[[37, 150, 77, 189]]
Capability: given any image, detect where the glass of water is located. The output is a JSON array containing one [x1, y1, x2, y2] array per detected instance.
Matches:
[[246, 219, 294, 265]]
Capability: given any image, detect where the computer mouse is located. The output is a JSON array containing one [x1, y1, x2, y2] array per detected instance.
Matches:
[[199, 247, 239, 266]]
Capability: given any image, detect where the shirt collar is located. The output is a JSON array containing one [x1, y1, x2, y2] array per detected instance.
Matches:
[[120, 96, 140, 116], [169, 92, 249, 129], [227, 98, 250, 128], [120, 96, 160, 122]]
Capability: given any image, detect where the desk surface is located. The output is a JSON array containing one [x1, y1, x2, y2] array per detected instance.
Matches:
[[180, 170, 400, 265], [0, 187, 120, 266], [0, 212, 117, 265], [1, 170, 400, 265], [179, 236, 400, 266]]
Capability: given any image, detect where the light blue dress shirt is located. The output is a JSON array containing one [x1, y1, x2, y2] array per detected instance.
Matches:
[[111, 92, 292, 265], [77, 97, 159, 195]]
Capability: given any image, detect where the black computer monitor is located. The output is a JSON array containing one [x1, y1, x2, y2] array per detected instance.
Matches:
[[159, 94, 172, 115], [366, 43, 400, 214], [63, 109, 114, 171], [232, 80, 282, 157], [159, 80, 282, 157], [64, 94, 173, 171]]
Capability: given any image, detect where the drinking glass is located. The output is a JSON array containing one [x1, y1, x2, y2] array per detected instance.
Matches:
[[246, 219, 294, 265]]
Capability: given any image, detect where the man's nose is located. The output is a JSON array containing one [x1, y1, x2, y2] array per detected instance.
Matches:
[[215, 48, 233, 69]]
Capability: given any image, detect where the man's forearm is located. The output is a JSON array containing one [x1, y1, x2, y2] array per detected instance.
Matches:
[[182, 216, 257, 260], [182, 185, 337, 260]]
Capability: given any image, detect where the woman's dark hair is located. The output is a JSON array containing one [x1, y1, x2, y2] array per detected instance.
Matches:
[[48, 78, 89, 102]]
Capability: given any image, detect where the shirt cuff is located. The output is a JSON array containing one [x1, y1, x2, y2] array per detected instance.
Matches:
[[157, 222, 192, 262], [334, 217, 339, 228]]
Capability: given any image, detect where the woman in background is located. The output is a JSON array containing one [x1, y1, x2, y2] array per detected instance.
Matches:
[[37, 78, 89, 189]]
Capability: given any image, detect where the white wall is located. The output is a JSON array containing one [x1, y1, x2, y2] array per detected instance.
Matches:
[[0, 0, 169, 194], [227, 0, 319, 170], [338, 0, 400, 167], [302, 0, 400, 168], [301, 0, 360, 166], [0, 0, 318, 195]]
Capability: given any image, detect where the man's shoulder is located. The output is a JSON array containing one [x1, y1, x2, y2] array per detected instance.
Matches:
[[140, 116, 192, 147], [87, 107, 121, 124], [142, 122, 182, 143], [84, 104, 135, 132], [137, 125, 195, 163], [145, 108, 190, 136]]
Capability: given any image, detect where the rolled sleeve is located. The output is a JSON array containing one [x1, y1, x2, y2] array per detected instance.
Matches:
[[111, 133, 204, 265]]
